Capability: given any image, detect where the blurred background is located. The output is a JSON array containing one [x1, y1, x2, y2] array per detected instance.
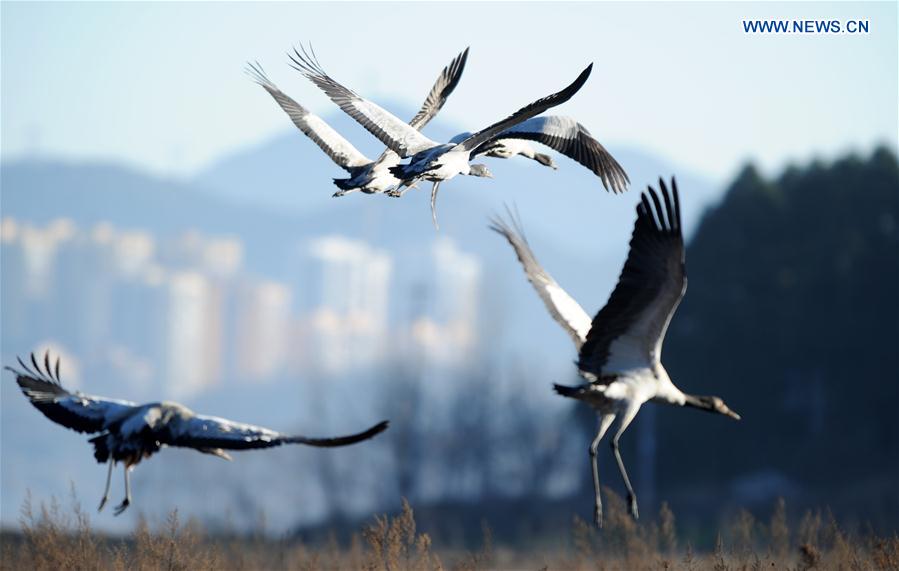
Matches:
[[2, 1, 896, 545]]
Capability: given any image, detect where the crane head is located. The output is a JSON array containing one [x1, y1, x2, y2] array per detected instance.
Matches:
[[469, 163, 493, 178], [709, 396, 741, 420], [685, 394, 741, 420]]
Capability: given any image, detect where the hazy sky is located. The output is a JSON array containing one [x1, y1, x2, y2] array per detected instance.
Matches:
[[2, 1, 896, 181]]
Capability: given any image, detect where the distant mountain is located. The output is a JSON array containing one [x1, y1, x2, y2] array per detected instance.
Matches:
[[1, 113, 722, 376], [0, 159, 301, 277]]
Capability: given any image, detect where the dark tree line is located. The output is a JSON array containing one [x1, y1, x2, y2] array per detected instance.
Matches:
[[649, 147, 899, 527]]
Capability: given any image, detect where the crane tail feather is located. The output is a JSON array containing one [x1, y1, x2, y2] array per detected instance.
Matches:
[[90, 434, 110, 463], [333, 177, 356, 191]]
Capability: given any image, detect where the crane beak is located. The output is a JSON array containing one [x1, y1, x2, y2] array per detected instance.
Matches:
[[712, 396, 741, 420], [721, 406, 741, 421], [693, 395, 741, 420]]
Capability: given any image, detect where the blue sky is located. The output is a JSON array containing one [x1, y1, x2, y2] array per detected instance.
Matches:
[[2, 1, 896, 181]]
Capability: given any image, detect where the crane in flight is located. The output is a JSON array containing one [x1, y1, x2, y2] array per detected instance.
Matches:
[[490, 178, 739, 527], [7, 352, 389, 515], [450, 115, 629, 195], [288, 45, 611, 228], [247, 47, 469, 197]]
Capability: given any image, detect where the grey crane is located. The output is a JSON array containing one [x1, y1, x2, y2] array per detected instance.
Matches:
[[288, 45, 596, 228], [246, 47, 469, 197], [451, 115, 629, 194], [7, 352, 389, 515], [453, 132, 560, 170], [490, 178, 739, 528]]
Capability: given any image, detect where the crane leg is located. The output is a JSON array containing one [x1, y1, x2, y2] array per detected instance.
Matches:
[[97, 461, 114, 512], [386, 181, 414, 198], [610, 406, 641, 520], [430, 181, 442, 230], [589, 414, 616, 528], [114, 465, 132, 516]]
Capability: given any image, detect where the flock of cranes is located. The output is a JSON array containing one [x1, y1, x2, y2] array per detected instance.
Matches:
[[7, 44, 739, 527], [254, 45, 628, 227]]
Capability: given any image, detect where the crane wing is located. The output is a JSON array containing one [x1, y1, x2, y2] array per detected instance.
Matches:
[[7, 352, 138, 434], [369, 48, 469, 170], [577, 178, 686, 377], [452, 64, 593, 153], [163, 414, 389, 450], [407, 47, 469, 130], [364, 48, 468, 170], [476, 116, 630, 194], [490, 210, 592, 349], [246, 62, 372, 171], [288, 46, 438, 158]]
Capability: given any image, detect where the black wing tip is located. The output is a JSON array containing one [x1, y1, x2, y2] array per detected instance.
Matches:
[[441, 45, 470, 96], [549, 63, 593, 104], [601, 159, 630, 195], [316, 419, 390, 446], [444, 46, 468, 73], [4, 349, 67, 402], [640, 176, 681, 234], [539, 117, 629, 194], [456, 47, 470, 72], [569, 63, 593, 92], [654, 175, 678, 197], [8, 351, 64, 386]]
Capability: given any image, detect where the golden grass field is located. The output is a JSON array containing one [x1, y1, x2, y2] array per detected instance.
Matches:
[[2, 489, 896, 571]]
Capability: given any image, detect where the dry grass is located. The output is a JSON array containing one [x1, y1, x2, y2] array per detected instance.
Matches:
[[1, 488, 896, 571]]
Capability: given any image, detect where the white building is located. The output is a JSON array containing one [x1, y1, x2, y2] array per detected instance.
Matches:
[[299, 236, 392, 375], [233, 278, 292, 382], [164, 271, 223, 398], [409, 237, 482, 368]]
